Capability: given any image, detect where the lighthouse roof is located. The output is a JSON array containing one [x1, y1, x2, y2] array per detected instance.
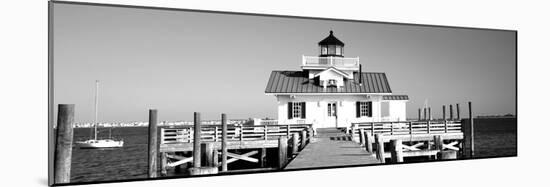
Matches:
[[265, 71, 392, 94], [318, 30, 345, 46]]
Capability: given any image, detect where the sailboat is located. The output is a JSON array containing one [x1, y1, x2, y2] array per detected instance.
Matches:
[[75, 80, 124, 149]]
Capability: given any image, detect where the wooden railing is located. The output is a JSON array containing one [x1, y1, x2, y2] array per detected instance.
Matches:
[[161, 124, 313, 144], [350, 120, 462, 137]]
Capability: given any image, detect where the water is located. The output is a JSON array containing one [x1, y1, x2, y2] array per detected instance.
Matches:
[[69, 118, 517, 183]]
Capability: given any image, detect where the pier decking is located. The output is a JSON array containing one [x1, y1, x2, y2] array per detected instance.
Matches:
[[285, 128, 380, 169]]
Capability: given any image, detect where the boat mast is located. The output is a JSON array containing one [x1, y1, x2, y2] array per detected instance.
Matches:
[[94, 80, 99, 140]]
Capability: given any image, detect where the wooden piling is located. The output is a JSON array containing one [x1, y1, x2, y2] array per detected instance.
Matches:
[[365, 131, 373, 153], [193, 112, 202, 167], [300, 130, 307, 150], [148, 109, 158, 178], [456, 103, 460, 120], [213, 149, 219, 168], [278, 136, 288, 169], [359, 129, 366, 146], [221, 113, 228, 172], [434, 135, 443, 151], [418, 108, 421, 121], [468, 102, 475, 157], [54, 104, 75, 184], [423, 108, 427, 121], [260, 148, 267, 167], [375, 134, 385, 163], [160, 153, 167, 176], [390, 139, 403, 163], [292, 133, 299, 155], [450, 105, 454, 120], [428, 107, 432, 120], [442, 105, 446, 121], [201, 142, 214, 167]]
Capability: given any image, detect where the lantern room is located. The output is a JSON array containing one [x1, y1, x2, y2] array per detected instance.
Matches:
[[318, 30, 345, 57]]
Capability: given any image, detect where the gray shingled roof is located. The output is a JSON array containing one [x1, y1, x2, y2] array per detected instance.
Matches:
[[382, 95, 409, 100], [265, 71, 392, 94]]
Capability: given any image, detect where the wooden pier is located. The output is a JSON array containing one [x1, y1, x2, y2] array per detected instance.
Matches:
[[157, 113, 314, 175], [285, 128, 380, 169], [52, 102, 475, 183]]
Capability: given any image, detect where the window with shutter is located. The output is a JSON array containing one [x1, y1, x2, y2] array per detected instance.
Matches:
[[288, 102, 292, 119], [358, 101, 372, 117], [289, 102, 305, 119]]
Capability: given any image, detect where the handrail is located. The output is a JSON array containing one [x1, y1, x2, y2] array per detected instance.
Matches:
[[160, 124, 313, 144], [350, 120, 462, 136]]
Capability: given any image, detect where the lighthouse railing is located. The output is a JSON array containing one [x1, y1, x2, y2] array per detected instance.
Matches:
[[302, 56, 360, 68]]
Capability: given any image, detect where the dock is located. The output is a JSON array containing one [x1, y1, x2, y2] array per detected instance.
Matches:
[[52, 102, 475, 184], [285, 128, 380, 169]]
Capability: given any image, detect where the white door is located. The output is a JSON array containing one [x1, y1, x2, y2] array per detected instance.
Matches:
[[326, 102, 338, 128]]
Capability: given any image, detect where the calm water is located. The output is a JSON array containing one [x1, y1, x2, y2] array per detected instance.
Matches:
[[70, 118, 517, 183]]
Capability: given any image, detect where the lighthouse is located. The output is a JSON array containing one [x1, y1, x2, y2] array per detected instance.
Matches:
[[265, 31, 409, 130]]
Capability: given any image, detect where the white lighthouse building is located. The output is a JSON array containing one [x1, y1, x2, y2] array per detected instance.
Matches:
[[265, 31, 409, 130]]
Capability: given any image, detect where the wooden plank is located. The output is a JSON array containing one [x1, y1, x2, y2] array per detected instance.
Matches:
[[227, 151, 259, 163], [167, 156, 193, 167], [383, 150, 439, 158]]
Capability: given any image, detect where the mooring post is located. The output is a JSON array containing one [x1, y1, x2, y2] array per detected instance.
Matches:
[[292, 133, 299, 155], [359, 129, 366, 146], [201, 142, 214, 167], [54, 104, 75, 184], [193, 112, 202, 167], [221, 113, 228, 172], [390, 139, 403, 163], [300, 130, 307, 150], [213, 149, 219, 168], [418, 108, 421, 121], [375, 134, 385, 163], [434, 135, 443, 160], [456, 103, 461, 120], [260, 148, 267, 168], [365, 131, 373, 153], [442, 105, 446, 121], [160, 153, 167, 176], [148, 109, 158, 178], [469, 101, 475, 158], [423, 108, 427, 121], [428, 107, 432, 120], [450, 105, 454, 121], [278, 136, 288, 169]]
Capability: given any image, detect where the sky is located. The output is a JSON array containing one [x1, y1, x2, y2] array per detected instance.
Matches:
[[53, 3, 516, 123]]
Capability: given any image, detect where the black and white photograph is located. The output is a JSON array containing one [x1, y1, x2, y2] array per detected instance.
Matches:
[[47, 1, 518, 186]]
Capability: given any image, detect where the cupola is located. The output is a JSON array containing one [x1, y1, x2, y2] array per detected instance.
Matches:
[[318, 30, 345, 57]]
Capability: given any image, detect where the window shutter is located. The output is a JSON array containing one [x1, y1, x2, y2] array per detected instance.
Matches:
[[288, 102, 293, 119], [356, 101, 361, 118], [301, 102, 306, 119], [368, 102, 373, 117]]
